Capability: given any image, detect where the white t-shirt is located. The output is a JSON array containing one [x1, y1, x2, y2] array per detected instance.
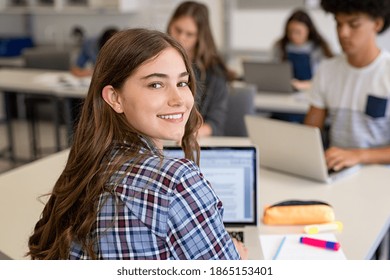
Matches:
[[309, 51, 390, 148]]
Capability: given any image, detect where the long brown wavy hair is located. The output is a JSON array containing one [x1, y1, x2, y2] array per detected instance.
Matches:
[[167, 1, 229, 80], [27, 28, 203, 259], [276, 9, 333, 60]]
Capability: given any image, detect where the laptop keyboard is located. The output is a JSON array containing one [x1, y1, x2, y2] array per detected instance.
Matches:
[[328, 167, 346, 175], [228, 230, 244, 243]]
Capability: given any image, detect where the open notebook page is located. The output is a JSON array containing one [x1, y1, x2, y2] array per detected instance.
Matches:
[[260, 233, 347, 260]]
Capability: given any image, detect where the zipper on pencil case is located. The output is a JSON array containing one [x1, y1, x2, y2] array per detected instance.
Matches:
[[268, 200, 331, 208]]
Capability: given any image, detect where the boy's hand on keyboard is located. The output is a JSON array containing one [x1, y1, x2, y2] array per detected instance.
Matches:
[[232, 238, 248, 260], [325, 146, 362, 171]]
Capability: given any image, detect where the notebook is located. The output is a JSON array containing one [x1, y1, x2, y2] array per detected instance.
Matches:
[[242, 60, 296, 93], [244, 115, 361, 183], [163, 146, 262, 259], [260, 233, 346, 260]]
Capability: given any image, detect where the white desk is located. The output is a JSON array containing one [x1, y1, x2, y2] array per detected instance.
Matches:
[[231, 81, 310, 114], [0, 68, 89, 101], [258, 166, 390, 260], [0, 57, 24, 68], [0, 149, 69, 259], [0, 68, 88, 161], [254, 91, 310, 114], [1, 138, 390, 260]]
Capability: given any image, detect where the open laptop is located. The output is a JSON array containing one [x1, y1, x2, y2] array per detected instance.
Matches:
[[163, 146, 262, 259], [242, 60, 296, 93], [245, 115, 361, 183]]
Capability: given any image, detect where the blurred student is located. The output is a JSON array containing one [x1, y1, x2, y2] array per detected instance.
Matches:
[[70, 26, 85, 48], [27, 28, 247, 260], [274, 9, 333, 91], [70, 27, 118, 77], [68, 27, 119, 130], [305, 0, 390, 171], [167, 1, 230, 137]]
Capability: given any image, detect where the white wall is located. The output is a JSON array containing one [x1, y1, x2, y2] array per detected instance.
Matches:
[[27, 0, 223, 47], [30, 0, 175, 46], [230, 8, 340, 54], [228, 6, 390, 55], [32, 13, 140, 47], [378, 28, 390, 51], [202, 0, 224, 48], [0, 14, 26, 36]]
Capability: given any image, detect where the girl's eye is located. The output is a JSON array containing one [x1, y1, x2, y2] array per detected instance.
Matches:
[[149, 83, 163, 89], [177, 81, 189, 87]]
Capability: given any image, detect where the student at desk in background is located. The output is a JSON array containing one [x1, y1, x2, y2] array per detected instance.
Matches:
[[70, 27, 118, 77], [27, 28, 247, 260], [167, 1, 230, 137], [68, 27, 119, 129], [272, 9, 333, 123], [273, 9, 333, 91], [305, 0, 390, 172]]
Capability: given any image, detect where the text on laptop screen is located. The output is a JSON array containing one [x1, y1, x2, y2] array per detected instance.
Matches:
[[163, 147, 257, 225]]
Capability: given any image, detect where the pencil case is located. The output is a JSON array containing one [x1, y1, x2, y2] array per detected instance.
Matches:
[[263, 200, 335, 225]]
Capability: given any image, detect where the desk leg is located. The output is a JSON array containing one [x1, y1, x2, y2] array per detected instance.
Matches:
[[51, 97, 61, 152], [25, 93, 39, 160], [63, 98, 73, 146], [63, 97, 83, 146], [25, 94, 62, 160], [0, 92, 15, 163]]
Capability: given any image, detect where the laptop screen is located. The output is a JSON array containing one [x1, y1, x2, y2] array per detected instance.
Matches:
[[163, 146, 258, 226]]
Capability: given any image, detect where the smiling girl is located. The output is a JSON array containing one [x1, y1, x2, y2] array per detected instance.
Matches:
[[27, 28, 247, 260]]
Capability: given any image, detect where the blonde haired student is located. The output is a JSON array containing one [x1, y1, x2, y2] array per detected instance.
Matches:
[[167, 1, 231, 137]]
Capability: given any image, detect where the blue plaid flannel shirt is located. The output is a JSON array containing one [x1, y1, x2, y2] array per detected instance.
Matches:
[[69, 143, 239, 260]]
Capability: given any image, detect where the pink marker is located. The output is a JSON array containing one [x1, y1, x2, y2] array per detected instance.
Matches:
[[300, 237, 340, 251]]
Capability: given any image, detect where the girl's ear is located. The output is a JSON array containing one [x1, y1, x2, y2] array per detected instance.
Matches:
[[102, 85, 123, 113]]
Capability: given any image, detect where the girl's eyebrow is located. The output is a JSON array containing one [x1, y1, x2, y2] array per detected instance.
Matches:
[[141, 71, 189, 80], [179, 72, 190, 78]]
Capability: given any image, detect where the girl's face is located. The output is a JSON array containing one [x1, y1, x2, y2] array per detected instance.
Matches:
[[168, 16, 198, 56], [287, 20, 310, 46], [105, 47, 194, 149]]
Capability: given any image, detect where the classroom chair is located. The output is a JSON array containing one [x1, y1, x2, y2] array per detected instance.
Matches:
[[224, 83, 256, 137], [22, 48, 71, 159]]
